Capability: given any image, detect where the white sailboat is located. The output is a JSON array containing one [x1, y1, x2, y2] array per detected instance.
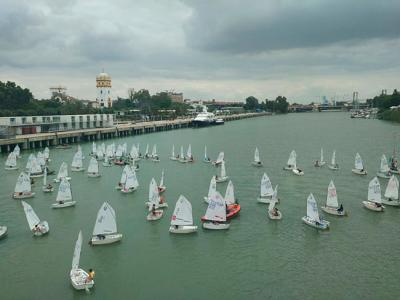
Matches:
[[13, 172, 35, 199], [362, 177, 384, 211], [314, 148, 326, 167], [376, 154, 391, 179], [54, 162, 71, 182], [169, 195, 198, 234], [52, 178, 76, 208], [5, 152, 18, 170], [144, 144, 150, 158], [25, 154, 35, 172], [302, 193, 330, 230], [121, 168, 139, 193], [328, 150, 339, 170], [204, 176, 217, 203], [284, 150, 296, 170], [70, 231, 94, 290], [13, 144, 21, 158], [267, 185, 282, 220], [252, 147, 263, 167], [96, 148, 104, 161], [203, 145, 211, 163], [0, 225, 7, 239], [36, 151, 46, 168], [179, 146, 187, 163], [382, 175, 399, 206], [90, 202, 122, 245], [321, 180, 346, 216], [87, 157, 100, 177], [151, 145, 160, 162], [71, 151, 84, 172], [115, 165, 129, 189], [224, 180, 241, 219], [158, 170, 166, 193], [257, 173, 275, 203], [21, 201, 49, 236], [389, 146, 399, 174], [42, 168, 54, 192], [202, 190, 230, 230], [91, 142, 97, 156], [215, 161, 228, 183], [352, 153, 367, 175], [212, 151, 224, 166], [291, 152, 304, 176], [186, 144, 194, 162], [102, 155, 112, 167], [29, 156, 44, 178], [44, 147, 50, 162], [146, 178, 164, 220], [169, 145, 178, 161]]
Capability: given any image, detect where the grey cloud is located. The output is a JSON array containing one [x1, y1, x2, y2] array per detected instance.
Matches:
[[184, 0, 400, 53]]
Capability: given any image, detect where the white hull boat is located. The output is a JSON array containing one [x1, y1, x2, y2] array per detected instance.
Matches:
[[147, 210, 163, 221], [202, 222, 230, 230], [292, 168, 304, 176], [5, 166, 18, 170], [87, 173, 101, 178], [42, 186, 54, 193], [215, 176, 228, 183], [268, 210, 282, 220], [146, 202, 168, 208], [90, 233, 123, 245], [376, 172, 391, 179], [30, 172, 44, 178], [121, 187, 138, 193], [257, 196, 274, 204], [252, 162, 263, 167], [328, 165, 339, 170], [0, 226, 8, 239], [362, 201, 384, 212], [302, 216, 330, 230], [352, 169, 367, 175], [52, 201, 76, 208], [70, 269, 94, 290], [382, 198, 400, 206], [54, 177, 71, 183], [71, 167, 85, 172], [321, 206, 346, 216], [13, 192, 35, 199], [32, 221, 50, 236], [169, 225, 198, 234]]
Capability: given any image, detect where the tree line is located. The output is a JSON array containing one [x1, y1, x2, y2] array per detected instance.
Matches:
[[244, 96, 289, 113], [367, 89, 400, 123]]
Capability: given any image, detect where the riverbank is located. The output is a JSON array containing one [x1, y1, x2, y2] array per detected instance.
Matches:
[[0, 112, 270, 153], [379, 109, 400, 123]]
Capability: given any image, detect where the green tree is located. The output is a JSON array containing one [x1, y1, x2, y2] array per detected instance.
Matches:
[[244, 96, 259, 110]]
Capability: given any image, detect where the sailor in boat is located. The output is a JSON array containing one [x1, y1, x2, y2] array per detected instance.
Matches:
[[86, 269, 95, 283], [375, 203, 382, 208], [297, 168, 303, 173], [31, 178, 35, 185], [46, 183, 53, 190], [176, 154, 180, 159], [314, 160, 320, 167], [145, 154, 149, 159], [257, 161, 262, 166], [45, 167, 55, 175], [272, 207, 280, 217], [154, 155, 159, 160], [215, 175, 219, 180], [189, 155, 194, 162], [33, 224, 44, 234], [174, 225, 179, 229], [287, 164, 292, 169], [337, 204, 344, 213], [151, 204, 156, 215]]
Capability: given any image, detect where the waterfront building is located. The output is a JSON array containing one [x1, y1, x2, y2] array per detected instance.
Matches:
[[0, 114, 114, 137], [96, 72, 112, 108]]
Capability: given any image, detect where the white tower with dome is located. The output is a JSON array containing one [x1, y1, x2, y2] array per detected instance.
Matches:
[[96, 71, 112, 108]]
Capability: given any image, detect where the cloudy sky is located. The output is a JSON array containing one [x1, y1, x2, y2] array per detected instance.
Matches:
[[0, 0, 399, 103]]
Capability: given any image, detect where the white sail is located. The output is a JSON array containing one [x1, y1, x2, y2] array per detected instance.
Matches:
[[171, 145, 175, 157], [71, 152, 83, 169], [5, 152, 17, 168], [216, 152, 224, 164], [326, 180, 338, 208], [77, 145, 85, 160], [204, 191, 226, 222], [71, 231, 82, 270], [306, 193, 320, 222], [268, 200, 277, 212], [92, 142, 97, 154], [56, 178, 72, 202], [207, 176, 217, 199], [354, 153, 364, 170], [151, 145, 157, 157], [43, 168, 47, 186], [380, 154, 390, 173], [22, 201, 41, 230], [13, 144, 20, 157], [260, 173, 274, 197], [254, 147, 260, 163], [92, 202, 117, 236], [287, 150, 296, 167], [130, 145, 139, 159], [106, 145, 113, 158], [220, 161, 227, 178], [148, 178, 160, 209], [180, 146, 184, 158], [29, 157, 42, 174], [331, 150, 336, 165], [272, 185, 278, 201], [44, 147, 50, 160], [186, 144, 192, 158], [159, 170, 165, 187], [37, 152, 46, 167], [204, 146, 207, 159], [124, 169, 139, 190], [25, 154, 35, 171], [224, 180, 235, 205], [15, 172, 31, 193], [115, 145, 123, 158], [320, 148, 324, 163], [171, 195, 193, 226], [87, 157, 99, 174], [96, 148, 104, 160], [368, 177, 382, 203], [57, 162, 69, 180], [120, 165, 129, 185], [384, 175, 399, 200], [145, 144, 149, 156]]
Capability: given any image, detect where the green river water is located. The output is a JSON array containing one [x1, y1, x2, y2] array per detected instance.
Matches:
[[1, 112, 400, 300]]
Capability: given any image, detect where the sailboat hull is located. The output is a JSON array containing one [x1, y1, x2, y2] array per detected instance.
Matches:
[[71, 167, 85, 172], [32, 221, 50, 236], [292, 169, 304, 176], [252, 161, 263, 167], [302, 216, 329, 230], [30, 172, 44, 178], [42, 186, 54, 192], [13, 192, 35, 199], [5, 166, 18, 170], [169, 157, 178, 161], [102, 162, 112, 167], [70, 269, 94, 290], [121, 187, 138, 193], [321, 206, 346, 216], [215, 176, 229, 183], [0, 226, 8, 239], [91, 233, 123, 245], [362, 201, 384, 211], [202, 222, 230, 230], [257, 196, 274, 204], [376, 172, 391, 179], [328, 165, 339, 170], [145, 202, 168, 208], [268, 210, 282, 220], [352, 169, 367, 175], [147, 210, 163, 221], [381, 198, 400, 206], [87, 173, 101, 178], [169, 225, 198, 234], [51, 201, 76, 208]]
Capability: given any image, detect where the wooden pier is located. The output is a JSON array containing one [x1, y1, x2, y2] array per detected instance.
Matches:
[[0, 112, 269, 153]]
